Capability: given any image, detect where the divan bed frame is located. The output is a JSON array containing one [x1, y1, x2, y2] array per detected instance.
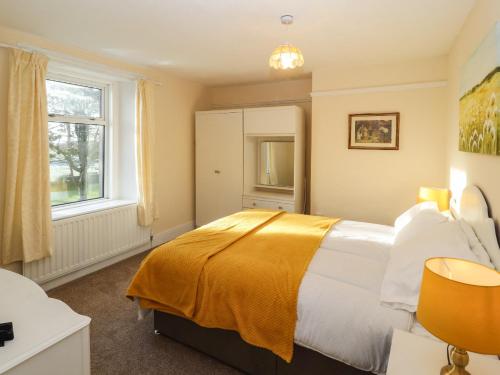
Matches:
[[152, 186, 499, 375], [154, 311, 366, 375]]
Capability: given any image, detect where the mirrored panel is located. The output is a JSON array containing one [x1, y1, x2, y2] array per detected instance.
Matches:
[[259, 141, 294, 187]]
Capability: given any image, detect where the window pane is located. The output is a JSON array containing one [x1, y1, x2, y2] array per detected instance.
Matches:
[[49, 122, 105, 206], [47, 80, 102, 118]]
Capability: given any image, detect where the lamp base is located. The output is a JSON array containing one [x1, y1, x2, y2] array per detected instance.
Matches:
[[441, 364, 471, 375], [440, 347, 470, 375]]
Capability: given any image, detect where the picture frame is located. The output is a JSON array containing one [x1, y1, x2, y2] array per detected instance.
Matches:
[[348, 112, 400, 150]]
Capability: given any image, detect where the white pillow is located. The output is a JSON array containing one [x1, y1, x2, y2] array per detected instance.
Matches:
[[457, 219, 495, 268], [394, 210, 448, 245], [381, 220, 478, 312], [394, 201, 439, 234], [472, 218, 500, 270]]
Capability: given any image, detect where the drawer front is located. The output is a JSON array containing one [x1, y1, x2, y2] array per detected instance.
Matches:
[[242, 198, 295, 212]]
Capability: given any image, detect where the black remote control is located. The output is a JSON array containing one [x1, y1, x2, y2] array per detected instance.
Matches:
[[0, 322, 14, 347]]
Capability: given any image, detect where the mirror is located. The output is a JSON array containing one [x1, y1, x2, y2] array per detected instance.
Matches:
[[258, 141, 294, 187]]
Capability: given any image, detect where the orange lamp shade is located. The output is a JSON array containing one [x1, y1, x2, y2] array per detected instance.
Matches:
[[417, 258, 500, 354], [418, 187, 451, 211]]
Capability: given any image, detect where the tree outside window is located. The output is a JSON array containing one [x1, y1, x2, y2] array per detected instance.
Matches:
[[46, 79, 106, 206]]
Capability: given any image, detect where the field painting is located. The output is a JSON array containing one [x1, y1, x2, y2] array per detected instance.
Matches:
[[459, 22, 500, 156]]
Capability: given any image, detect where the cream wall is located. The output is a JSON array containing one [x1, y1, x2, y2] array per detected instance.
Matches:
[[208, 78, 312, 212], [153, 75, 207, 232], [311, 57, 449, 224], [0, 25, 208, 271], [446, 0, 500, 236]]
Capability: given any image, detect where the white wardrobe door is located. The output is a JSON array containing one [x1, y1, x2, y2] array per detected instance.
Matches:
[[195, 111, 243, 227]]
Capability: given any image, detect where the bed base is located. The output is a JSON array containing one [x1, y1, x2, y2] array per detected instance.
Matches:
[[154, 310, 367, 375]]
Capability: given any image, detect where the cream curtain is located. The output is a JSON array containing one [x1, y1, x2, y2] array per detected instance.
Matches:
[[1, 49, 52, 265], [136, 79, 156, 227]]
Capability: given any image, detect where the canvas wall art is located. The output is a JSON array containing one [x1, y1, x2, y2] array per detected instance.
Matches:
[[459, 22, 500, 156], [348, 113, 399, 150]]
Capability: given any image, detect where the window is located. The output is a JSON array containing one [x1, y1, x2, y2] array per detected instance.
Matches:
[[47, 77, 108, 206]]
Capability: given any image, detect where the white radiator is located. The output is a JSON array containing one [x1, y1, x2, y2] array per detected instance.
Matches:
[[23, 204, 150, 285]]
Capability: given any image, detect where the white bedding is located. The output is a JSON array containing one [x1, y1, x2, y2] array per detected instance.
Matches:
[[295, 220, 413, 374]]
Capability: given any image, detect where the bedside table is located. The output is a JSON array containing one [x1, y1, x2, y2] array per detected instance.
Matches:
[[387, 329, 500, 375]]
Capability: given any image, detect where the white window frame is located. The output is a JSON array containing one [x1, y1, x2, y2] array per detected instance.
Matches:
[[46, 71, 112, 210]]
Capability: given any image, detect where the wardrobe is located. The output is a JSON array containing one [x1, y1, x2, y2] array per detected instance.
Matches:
[[195, 106, 305, 227]]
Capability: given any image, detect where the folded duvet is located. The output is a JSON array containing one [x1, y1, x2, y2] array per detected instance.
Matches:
[[127, 209, 338, 362]]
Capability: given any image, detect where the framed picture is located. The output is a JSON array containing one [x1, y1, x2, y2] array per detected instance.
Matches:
[[348, 112, 400, 150]]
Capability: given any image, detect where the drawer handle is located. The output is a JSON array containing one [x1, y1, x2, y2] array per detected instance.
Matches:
[[214, 170, 221, 174], [278, 206, 283, 210], [252, 202, 256, 207]]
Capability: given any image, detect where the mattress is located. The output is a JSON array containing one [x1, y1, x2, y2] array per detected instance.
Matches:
[[295, 220, 413, 374]]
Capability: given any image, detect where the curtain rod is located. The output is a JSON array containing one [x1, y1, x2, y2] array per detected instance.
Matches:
[[0, 42, 163, 86], [0, 42, 31, 52]]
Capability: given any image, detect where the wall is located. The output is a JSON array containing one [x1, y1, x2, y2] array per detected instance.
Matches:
[[208, 78, 312, 212], [153, 74, 208, 232], [446, 0, 500, 234], [311, 57, 448, 224], [0, 25, 208, 271]]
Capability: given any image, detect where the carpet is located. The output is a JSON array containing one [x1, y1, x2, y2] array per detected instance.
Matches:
[[48, 251, 242, 375]]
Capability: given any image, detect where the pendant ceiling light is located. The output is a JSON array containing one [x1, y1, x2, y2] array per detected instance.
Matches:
[[269, 15, 304, 70]]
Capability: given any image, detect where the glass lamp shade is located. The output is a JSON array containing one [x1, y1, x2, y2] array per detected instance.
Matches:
[[417, 257, 500, 354], [269, 43, 304, 70]]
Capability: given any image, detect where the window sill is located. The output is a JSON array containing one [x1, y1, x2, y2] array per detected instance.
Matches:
[[52, 199, 137, 221]]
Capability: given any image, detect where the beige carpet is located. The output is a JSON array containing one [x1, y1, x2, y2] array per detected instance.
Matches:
[[48, 251, 242, 375]]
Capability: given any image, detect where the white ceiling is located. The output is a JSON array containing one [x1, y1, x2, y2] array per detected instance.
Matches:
[[0, 0, 475, 85]]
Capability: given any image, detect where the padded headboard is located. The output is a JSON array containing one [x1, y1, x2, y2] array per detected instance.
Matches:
[[451, 185, 500, 269]]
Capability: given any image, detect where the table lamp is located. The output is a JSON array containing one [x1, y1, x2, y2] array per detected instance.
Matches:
[[417, 257, 500, 374], [418, 187, 451, 212]]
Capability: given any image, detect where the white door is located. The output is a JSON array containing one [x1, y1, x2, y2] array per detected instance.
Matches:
[[195, 110, 243, 226]]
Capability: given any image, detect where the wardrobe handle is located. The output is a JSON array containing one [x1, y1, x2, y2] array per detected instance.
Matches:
[[252, 202, 256, 207], [278, 206, 283, 210], [214, 170, 221, 174]]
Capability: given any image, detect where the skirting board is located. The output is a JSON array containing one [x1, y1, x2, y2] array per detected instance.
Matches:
[[41, 221, 194, 291], [152, 221, 195, 248]]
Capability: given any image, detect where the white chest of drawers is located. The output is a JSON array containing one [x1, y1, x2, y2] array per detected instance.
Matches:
[[242, 195, 296, 213], [0, 269, 91, 375]]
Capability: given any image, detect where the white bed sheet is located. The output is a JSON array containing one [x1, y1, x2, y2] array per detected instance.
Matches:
[[295, 220, 413, 374]]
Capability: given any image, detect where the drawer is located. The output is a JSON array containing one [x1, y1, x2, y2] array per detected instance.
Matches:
[[242, 197, 295, 212]]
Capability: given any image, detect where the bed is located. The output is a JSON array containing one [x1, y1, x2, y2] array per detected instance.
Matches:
[[127, 186, 500, 375]]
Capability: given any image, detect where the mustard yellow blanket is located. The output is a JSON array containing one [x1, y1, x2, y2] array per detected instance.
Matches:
[[127, 210, 339, 362]]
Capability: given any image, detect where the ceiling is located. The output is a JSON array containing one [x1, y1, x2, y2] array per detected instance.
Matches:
[[0, 0, 475, 85]]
